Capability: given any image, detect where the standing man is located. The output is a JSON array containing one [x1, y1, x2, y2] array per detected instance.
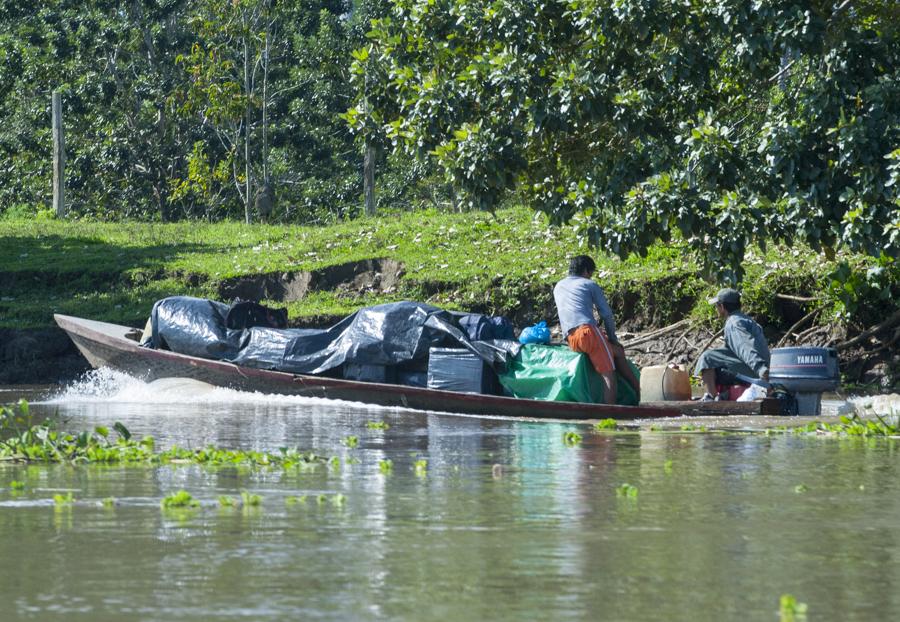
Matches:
[[553, 255, 640, 405], [694, 288, 770, 401]]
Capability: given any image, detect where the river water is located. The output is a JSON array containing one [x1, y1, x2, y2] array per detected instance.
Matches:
[[1, 371, 898, 621]]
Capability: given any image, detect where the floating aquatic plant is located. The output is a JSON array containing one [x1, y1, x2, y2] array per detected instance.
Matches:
[[594, 419, 617, 430], [616, 484, 638, 499], [413, 459, 428, 476], [794, 484, 809, 494], [101, 497, 116, 508], [663, 460, 673, 474], [9, 480, 25, 491], [53, 492, 74, 506], [240, 491, 262, 507], [0, 401, 329, 470], [285, 495, 307, 506], [366, 421, 390, 431], [378, 459, 393, 474], [680, 424, 707, 432], [161, 490, 199, 509], [779, 594, 808, 621], [563, 431, 583, 446], [796, 414, 899, 437], [218, 495, 237, 508], [343, 435, 359, 448]]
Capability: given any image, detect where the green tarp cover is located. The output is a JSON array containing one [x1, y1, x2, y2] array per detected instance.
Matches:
[[498, 344, 640, 406]]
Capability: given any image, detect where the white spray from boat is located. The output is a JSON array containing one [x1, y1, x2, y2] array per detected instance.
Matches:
[[42, 368, 388, 411]]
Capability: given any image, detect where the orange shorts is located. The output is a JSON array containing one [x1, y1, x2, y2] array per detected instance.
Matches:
[[567, 324, 615, 375]]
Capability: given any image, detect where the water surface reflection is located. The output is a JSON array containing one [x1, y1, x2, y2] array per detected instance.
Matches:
[[0, 372, 896, 621]]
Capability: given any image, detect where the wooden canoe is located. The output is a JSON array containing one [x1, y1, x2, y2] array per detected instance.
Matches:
[[54, 314, 776, 420]]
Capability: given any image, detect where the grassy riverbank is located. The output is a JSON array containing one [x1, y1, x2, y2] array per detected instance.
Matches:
[[1, 207, 889, 332]]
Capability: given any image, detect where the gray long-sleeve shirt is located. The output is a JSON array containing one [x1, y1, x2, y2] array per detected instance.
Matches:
[[724, 312, 770, 376], [553, 275, 618, 342]]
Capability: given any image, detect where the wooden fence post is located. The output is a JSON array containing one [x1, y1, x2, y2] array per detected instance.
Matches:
[[52, 91, 66, 218]]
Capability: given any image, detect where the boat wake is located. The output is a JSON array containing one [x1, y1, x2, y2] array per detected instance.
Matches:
[[42, 368, 383, 410]]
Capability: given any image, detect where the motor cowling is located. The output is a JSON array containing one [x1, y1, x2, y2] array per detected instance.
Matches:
[[769, 347, 840, 416]]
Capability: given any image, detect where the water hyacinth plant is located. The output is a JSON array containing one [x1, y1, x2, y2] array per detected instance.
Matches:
[[616, 484, 639, 499], [0, 401, 330, 470], [161, 490, 199, 509], [53, 492, 75, 506], [240, 491, 262, 507], [779, 594, 808, 621], [594, 419, 617, 430], [413, 459, 428, 476], [563, 431, 583, 446]]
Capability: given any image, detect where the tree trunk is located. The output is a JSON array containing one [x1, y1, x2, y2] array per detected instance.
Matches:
[[364, 142, 376, 216], [243, 18, 252, 224]]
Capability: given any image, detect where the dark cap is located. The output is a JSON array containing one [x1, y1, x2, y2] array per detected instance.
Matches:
[[708, 288, 740, 305]]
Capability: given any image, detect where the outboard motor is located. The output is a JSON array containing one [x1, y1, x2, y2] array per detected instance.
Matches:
[[769, 347, 840, 416]]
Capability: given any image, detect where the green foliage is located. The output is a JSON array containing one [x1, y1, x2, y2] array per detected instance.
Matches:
[[342, 435, 359, 448], [826, 254, 897, 322], [378, 459, 393, 474], [351, 0, 900, 282], [366, 420, 390, 431], [0, 0, 431, 223]]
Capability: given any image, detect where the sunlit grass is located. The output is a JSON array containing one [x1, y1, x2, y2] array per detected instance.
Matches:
[[0, 206, 884, 329]]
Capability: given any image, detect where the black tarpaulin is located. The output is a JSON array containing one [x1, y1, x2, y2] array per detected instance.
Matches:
[[143, 297, 520, 376], [143, 296, 244, 361]]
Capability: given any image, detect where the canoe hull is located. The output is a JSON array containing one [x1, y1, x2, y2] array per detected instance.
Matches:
[[55, 314, 685, 420]]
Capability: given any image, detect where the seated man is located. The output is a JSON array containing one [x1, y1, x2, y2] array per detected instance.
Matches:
[[553, 255, 640, 405], [694, 288, 770, 401]]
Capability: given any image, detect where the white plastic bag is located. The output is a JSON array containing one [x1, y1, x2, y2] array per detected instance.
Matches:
[[736, 383, 768, 402]]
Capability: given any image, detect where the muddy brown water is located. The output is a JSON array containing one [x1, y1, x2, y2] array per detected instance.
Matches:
[[1, 371, 898, 621]]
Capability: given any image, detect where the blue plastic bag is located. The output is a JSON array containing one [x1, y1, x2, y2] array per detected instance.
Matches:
[[518, 320, 551, 344]]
